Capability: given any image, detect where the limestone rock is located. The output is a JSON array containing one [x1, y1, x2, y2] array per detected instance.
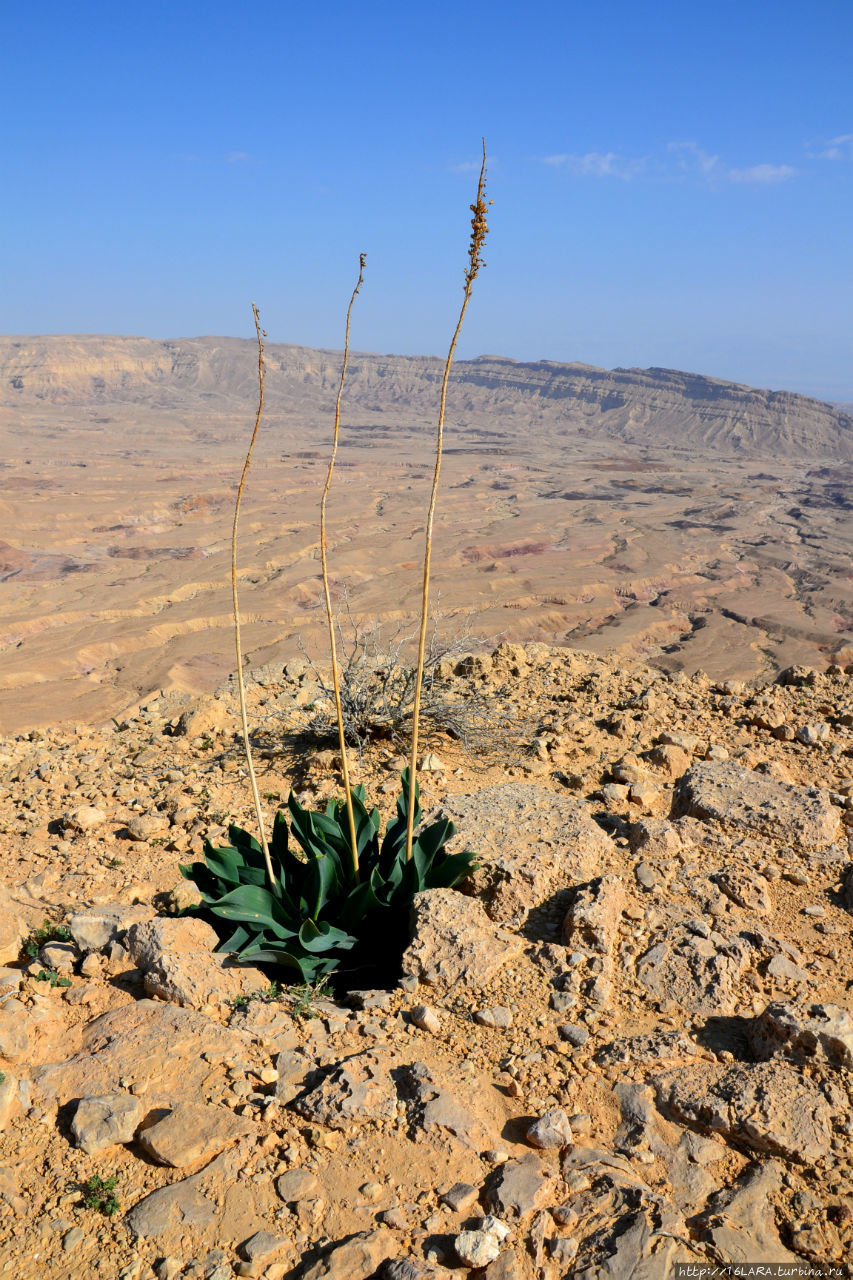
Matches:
[[62, 804, 107, 834], [175, 697, 230, 739], [562, 875, 625, 953], [0, 998, 33, 1063], [0, 1164, 25, 1215], [126, 813, 171, 842], [628, 817, 689, 860], [405, 1061, 493, 1151], [138, 1102, 255, 1167], [32, 1000, 252, 1108], [293, 1051, 399, 1130], [673, 761, 840, 848], [712, 864, 772, 914], [240, 1230, 289, 1265], [635, 924, 753, 1017], [694, 1160, 798, 1263], [401, 889, 524, 993], [274, 1047, 314, 1105], [0, 1072, 22, 1131], [126, 916, 266, 1009], [655, 1060, 837, 1163], [276, 1168, 320, 1202], [68, 903, 154, 954], [300, 1228, 394, 1280], [381, 1263, 453, 1280], [126, 1174, 217, 1241], [749, 1001, 853, 1070], [485, 1153, 555, 1219], [433, 785, 612, 926], [71, 1092, 143, 1155], [525, 1108, 572, 1149], [0, 886, 24, 965]]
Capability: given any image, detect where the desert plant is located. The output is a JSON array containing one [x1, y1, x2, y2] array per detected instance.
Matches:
[[34, 968, 72, 988], [180, 767, 475, 985], [297, 601, 520, 759], [319, 254, 366, 874], [80, 1174, 120, 1217], [23, 920, 70, 958], [182, 147, 488, 987]]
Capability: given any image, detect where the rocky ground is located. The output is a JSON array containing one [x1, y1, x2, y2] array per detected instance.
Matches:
[[1, 641, 853, 1278]]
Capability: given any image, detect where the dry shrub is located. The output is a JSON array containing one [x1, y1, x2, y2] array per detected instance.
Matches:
[[297, 598, 525, 762]]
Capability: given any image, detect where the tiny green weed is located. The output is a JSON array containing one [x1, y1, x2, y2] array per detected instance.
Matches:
[[35, 969, 72, 988], [24, 920, 71, 958], [81, 1174, 120, 1216], [290, 975, 332, 1020]]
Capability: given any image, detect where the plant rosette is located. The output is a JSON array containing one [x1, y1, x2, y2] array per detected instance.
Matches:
[[180, 769, 477, 986]]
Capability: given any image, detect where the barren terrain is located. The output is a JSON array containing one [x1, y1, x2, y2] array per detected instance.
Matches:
[[2, 335, 853, 735], [1, 644, 853, 1277]]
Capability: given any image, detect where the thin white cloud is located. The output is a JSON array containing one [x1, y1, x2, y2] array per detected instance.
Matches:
[[668, 140, 720, 176], [543, 151, 646, 180], [226, 151, 250, 164], [728, 163, 797, 184], [450, 160, 482, 174], [813, 132, 853, 160], [544, 141, 799, 187]]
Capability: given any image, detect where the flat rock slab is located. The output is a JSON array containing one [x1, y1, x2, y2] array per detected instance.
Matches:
[[137, 1102, 255, 1167], [32, 1000, 251, 1108], [126, 1173, 217, 1242], [401, 889, 524, 992], [293, 1050, 400, 1130], [750, 1001, 853, 1070], [694, 1160, 798, 1263], [436, 785, 613, 925], [654, 1060, 838, 1164], [404, 1061, 496, 1151], [71, 1092, 143, 1155], [0, 886, 24, 966], [635, 925, 754, 1017], [301, 1228, 394, 1280], [484, 1152, 555, 1219], [672, 761, 840, 848], [573, 1206, 683, 1280], [68, 903, 154, 954]]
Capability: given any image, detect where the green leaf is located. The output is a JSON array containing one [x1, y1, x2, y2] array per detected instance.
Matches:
[[412, 817, 455, 865], [337, 872, 383, 927], [218, 924, 253, 953], [305, 850, 339, 918], [209, 884, 297, 936], [298, 918, 357, 953], [425, 850, 479, 888], [227, 825, 262, 856], [205, 844, 248, 886]]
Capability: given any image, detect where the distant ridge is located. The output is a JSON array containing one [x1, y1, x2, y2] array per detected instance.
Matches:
[[2, 334, 852, 460]]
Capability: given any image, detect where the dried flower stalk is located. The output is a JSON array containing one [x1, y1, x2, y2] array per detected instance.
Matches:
[[320, 254, 367, 876], [406, 141, 490, 859], [232, 303, 275, 888]]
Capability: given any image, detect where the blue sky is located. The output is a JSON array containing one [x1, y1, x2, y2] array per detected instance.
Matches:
[[2, 0, 852, 398]]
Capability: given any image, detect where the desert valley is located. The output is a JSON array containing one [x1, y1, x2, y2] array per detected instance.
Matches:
[[2, 335, 853, 734]]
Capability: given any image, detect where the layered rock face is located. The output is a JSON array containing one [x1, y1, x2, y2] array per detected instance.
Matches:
[[2, 335, 852, 459]]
